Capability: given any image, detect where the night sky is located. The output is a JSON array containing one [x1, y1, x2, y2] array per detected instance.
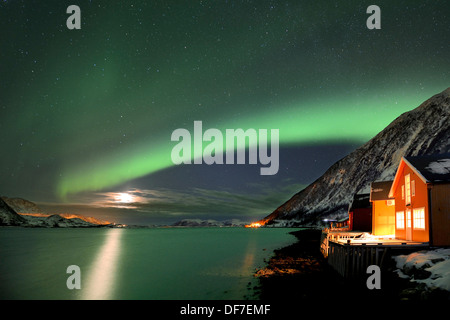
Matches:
[[1, 1, 449, 225]]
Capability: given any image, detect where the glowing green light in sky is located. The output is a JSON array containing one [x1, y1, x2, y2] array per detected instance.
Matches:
[[1, 1, 449, 205], [56, 88, 431, 198]]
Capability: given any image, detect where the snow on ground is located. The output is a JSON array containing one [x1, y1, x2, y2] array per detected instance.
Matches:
[[359, 232, 395, 240], [393, 248, 450, 291]]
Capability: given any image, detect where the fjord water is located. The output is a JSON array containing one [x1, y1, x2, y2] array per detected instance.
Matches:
[[0, 227, 298, 299]]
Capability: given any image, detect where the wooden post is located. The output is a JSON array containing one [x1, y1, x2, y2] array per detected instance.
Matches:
[[345, 244, 350, 278], [380, 247, 388, 267]]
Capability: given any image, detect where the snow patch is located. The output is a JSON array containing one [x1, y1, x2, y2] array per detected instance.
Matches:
[[394, 248, 450, 292], [425, 159, 450, 175]]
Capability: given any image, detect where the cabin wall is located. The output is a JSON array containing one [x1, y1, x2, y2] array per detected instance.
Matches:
[[393, 164, 430, 242], [430, 184, 450, 246], [372, 200, 395, 235]]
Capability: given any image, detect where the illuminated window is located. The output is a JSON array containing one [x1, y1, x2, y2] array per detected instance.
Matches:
[[406, 209, 411, 228], [401, 185, 404, 200], [411, 180, 415, 197], [413, 207, 425, 230], [405, 174, 411, 205], [396, 211, 405, 229]]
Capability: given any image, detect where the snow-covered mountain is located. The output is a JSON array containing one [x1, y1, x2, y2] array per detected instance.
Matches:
[[172, 218, 248, 227], [19, 213, 102, 228], [0, 196, 112, 227], [261, 87, 450, 227], [0, 197, 26, 226]]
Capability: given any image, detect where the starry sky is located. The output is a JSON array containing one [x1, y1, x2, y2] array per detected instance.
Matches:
[[0, 0, 449, 225]]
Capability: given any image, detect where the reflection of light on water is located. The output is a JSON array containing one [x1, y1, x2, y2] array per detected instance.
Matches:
[[83, 228, 122, 300], [241, 237, 256, 276]]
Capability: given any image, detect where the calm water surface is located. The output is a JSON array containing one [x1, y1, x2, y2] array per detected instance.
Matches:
[[0, 227, 298, 300]]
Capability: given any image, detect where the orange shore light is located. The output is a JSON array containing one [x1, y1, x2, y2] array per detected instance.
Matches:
[[245, 222, 263, 228]]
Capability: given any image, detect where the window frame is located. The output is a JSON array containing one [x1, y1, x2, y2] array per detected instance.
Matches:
[[413, 207, 425, 230], [405, 174, 411, 205], [396, 211, 405, 230]]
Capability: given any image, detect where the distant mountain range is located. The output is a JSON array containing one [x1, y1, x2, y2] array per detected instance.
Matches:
[[260, 87, 450, 227], [0, 196, 248, 228], [171, 218, 248, 227], [0, 196, 113, 227]]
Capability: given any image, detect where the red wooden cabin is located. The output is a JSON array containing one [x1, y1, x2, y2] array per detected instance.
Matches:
[[348, 193, 372, 232]]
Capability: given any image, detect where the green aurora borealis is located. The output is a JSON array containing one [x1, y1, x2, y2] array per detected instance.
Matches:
[[56, 92, 433, 197], [1, 1, 449, 223]]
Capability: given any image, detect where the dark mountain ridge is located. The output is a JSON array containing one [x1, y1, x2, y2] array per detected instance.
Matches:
[[261, 87, 450, 227]]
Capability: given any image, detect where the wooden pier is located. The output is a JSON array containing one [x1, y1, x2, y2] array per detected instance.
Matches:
[[321, 230, 429, 279], [320, 230, 362, 258]]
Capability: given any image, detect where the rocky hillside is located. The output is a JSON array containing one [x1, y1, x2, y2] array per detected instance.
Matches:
[[261, 87, 450, 227]]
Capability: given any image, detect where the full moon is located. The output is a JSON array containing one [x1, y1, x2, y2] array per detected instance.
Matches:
[[115, 192, 134, 203]]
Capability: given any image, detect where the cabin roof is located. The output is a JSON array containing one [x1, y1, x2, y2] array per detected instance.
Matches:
[[348, 193, 372, 211], [370, 180, 394, 201], [404, 153, 450, 183], [389, 153, 450, 198]]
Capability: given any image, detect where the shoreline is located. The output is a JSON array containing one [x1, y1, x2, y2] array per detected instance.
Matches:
[[251, 228, 449, 303], [252, 228, 346, 301]]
